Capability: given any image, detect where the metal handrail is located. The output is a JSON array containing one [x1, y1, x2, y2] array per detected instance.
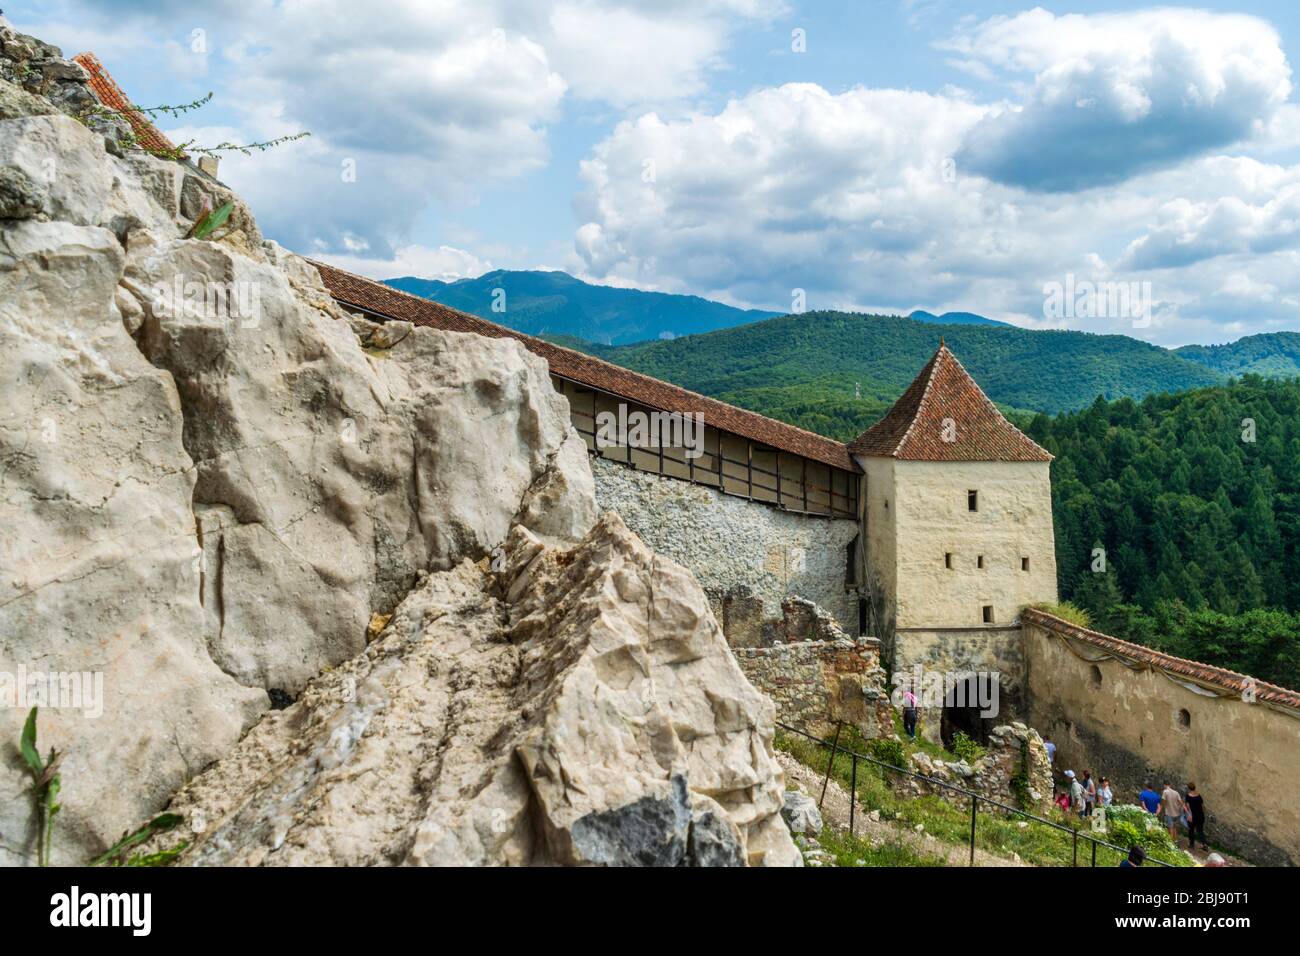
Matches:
[[776, 721, 1175, 867]]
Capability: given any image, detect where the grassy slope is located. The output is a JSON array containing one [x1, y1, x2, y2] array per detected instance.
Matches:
[[776, 724, 1192, 868]]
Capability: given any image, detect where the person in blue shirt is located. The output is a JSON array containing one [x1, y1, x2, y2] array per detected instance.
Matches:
[[1139, 784, 1161, 813]]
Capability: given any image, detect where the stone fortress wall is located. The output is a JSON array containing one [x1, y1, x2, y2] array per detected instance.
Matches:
[[1024, 608, 1300, 866], [591, 456, 859, 644]]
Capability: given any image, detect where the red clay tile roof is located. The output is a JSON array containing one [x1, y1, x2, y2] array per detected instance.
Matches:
[[312, 261, 860, 473], [72, 52, 183, 158], [1023, 607, 1300, 710], [849, 343, 1052, 462]]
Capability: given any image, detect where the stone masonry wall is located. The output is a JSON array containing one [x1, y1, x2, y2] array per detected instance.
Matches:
[[734, 638, 893, 740], [592, 456, 859, 644]]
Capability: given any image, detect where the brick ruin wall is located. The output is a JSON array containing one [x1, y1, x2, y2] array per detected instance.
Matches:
[[591, 456, 859, 643]]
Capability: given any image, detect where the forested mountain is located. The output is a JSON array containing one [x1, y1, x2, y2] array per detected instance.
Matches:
[[909, 309, 1007, 326], [1175, 332, 1300, 378], [589, 310, 1222, 415], [385, 270, 780, 345], [1023, 378, 1300, 689]]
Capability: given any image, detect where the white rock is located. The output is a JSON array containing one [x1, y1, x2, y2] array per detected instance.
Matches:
[[136, 515, 800, 867], [781, 791, 824, 837]]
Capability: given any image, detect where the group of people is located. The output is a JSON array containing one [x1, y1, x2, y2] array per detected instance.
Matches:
[[1056, 768, 1116, 818], [1045, 740, 1213, 861]]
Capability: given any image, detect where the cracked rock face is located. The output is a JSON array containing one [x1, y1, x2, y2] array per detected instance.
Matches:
[[0, 28, 594, 864], [140, 515, 800, 867], [0, 24, 790, 867]]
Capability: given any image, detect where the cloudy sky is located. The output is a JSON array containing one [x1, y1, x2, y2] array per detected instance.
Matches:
[[14, 0, 1300, 345]]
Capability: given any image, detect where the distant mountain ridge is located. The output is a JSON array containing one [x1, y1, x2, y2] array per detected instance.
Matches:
[[1175, 332, 1300, 378], [571, 310, 1225, 429], [384, 268, 1300, 431], [909, 309, 1007, 327], [384, 270, 781, 345], [385, 269, 1022, 343]]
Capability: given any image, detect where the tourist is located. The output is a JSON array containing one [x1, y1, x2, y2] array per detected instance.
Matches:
[[1066, 770, 1085, 818], [1120, 845, 1146, 868], [1044, 739, 1056, 765], [902, 687, 918, 740], [1185, 782, 1207, 851], [1138, 783, 1161, 814], [1157, 781, 1185, 840], [1082, 770, 1097, 817], [1098, 777, 1113, 808]]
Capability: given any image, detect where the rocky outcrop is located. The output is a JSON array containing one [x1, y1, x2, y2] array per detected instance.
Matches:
[[137, 515, 799, 867], [0, 24, 790, 866], [903, 723, 1053, 814]]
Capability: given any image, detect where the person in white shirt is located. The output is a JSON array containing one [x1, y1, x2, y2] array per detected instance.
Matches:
[[1098, 777, 1114, 807], [1157, 781, 1185, 840]]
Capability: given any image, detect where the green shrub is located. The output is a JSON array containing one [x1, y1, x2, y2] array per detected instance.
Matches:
[[1033, 601, 1092, 628], [1110, 820, 1144, 849], [949, 731, 985, 764], [867, 737, 908, 771]]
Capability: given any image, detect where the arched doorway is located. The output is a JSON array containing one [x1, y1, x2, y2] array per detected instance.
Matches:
[[940, 674, 992, 750]]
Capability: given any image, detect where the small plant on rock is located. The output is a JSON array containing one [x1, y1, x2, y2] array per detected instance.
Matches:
[[18, 707, 62, 867]]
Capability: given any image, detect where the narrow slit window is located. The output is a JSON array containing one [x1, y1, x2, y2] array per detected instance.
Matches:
[[982, 605, 994, 624], [944, 552, 953, 569], [968, 490, 979, 512], [977, 555, 984, 569], [1021, 557, 1030, 572]]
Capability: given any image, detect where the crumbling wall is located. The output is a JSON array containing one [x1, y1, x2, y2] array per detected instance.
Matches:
[[734, 637, 893, 740], [903, 723, 1053, 815]]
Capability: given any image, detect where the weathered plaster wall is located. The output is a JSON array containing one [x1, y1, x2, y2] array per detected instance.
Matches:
[[890, 459, 1057, 629], [1025, 616, 1300, 866], [592, 456, 859, 643], [860, 455, 897, 608], [733, 638, 893, 739]]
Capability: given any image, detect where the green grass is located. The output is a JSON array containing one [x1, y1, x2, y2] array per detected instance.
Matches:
[[814, 826, 946, 867], [776, 729, 1193, 868]]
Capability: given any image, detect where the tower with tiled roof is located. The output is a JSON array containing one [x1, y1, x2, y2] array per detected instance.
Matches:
[[849, 342, 1058, 728]]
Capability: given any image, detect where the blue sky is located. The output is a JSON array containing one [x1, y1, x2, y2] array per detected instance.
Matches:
[[14, 0, 1300, 345]]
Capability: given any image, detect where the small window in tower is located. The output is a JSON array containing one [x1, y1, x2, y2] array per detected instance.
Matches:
[[1021, 557, 1030, 572], [968, 490, 979, 512], [977, 554, 985, 569], [982, 605, 994, 624], [944, 552, 953, 569]]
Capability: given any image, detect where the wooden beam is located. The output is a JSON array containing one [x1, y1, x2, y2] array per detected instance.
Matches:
[[776, 451, 782, 508], [746, 440, 753, 499]]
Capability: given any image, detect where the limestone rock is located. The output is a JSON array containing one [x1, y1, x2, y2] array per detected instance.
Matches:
[[0, 31, 597, 863], [138, 514, 800, 867], [781, 791, 824, 837], [0, 217, 266, 864]]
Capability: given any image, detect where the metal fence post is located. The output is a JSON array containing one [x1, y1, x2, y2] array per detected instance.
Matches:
[[1072, 827, 1079, 867], [969, 794, 977, 866], [849, 755, 857, 837], [818, 722, 843, 808]]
